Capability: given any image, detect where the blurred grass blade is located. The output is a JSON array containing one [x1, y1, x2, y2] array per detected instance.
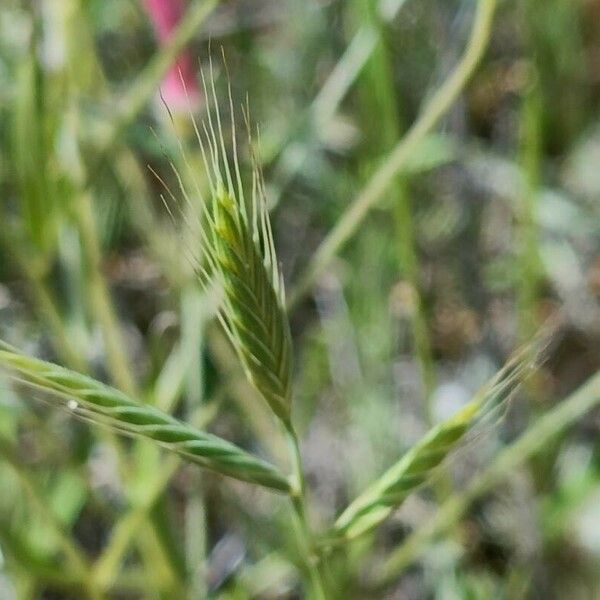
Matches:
[[91, 0, 218, 161], [288, 0, 497, 308], [11, 48, 54, 251], [326, 338, 543, 542], [0, 435, 98, 597], [0, 341, 290, 493]]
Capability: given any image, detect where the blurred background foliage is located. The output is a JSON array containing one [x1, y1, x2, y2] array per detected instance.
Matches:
[[0, 0, 599, 598]]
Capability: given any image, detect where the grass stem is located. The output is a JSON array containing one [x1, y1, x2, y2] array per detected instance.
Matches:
[[284, 422, 328, 600], [90, 0, 219, 167], [288, 0, 497, 308], [0, 436, 103, 600], [72, 194, 138, 397]]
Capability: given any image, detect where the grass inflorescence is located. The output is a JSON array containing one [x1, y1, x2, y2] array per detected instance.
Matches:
[[325, 337, 545, 543], [0, 341, 290, 492], [156, 64, 294, 425]]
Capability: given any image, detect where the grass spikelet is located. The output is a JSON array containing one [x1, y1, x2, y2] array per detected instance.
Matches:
[[161, 61, 294, 423], [329, 402, 480, 542], [325, 338, 545, 543], [209, 180, 293, 423], [0, 341, 290, 493]]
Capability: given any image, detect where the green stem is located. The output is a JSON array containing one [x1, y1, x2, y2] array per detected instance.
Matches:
[[351, 0, 437, 422], [0, 230, 85, 372], [89, 0, 218, 167], [0, 436, 103, 600], [23, 259, 87, 373], [288, 0, 497, 309], [182, 287, 208, 598], [268, 0, 408, 209], [284, 423, 328, 600], [72, 193, 138, 397], [516, 81, 543, 342], [90, 457, 179, 591], [394, 196, 437, 421]]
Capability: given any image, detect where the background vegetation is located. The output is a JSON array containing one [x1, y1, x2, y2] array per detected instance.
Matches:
[[0, 0, 599, 598]]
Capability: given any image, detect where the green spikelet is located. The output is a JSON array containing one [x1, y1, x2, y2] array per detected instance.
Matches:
[[168, 66, 293, 423], [0, 341, 290, 492], [325, 340, 542, 543], [330, 401, 480, 541], [211, 189, 293, 421]]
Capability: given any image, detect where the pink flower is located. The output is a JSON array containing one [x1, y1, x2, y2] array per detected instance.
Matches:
[[143, 0, 201, 111]]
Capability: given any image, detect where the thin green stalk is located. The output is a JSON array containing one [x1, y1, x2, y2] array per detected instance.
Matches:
[[353, 0, 436, 419], [376, 369, 600, 585], [0, 437, 102, 600], [72, 193, 138, 397], [90, 456, 178, 590], [393, 197, 437, 418], [516, 79, 543, 342], [0, 230, 85, 372], [137, 523, 186, 596], [284, 423, 328, 600], [268, 0, 409, 208], [182, 287, 208, 598], [288, 0, 497, 309], [90, 0, 218, 166], [20, 257, 86, 373]]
